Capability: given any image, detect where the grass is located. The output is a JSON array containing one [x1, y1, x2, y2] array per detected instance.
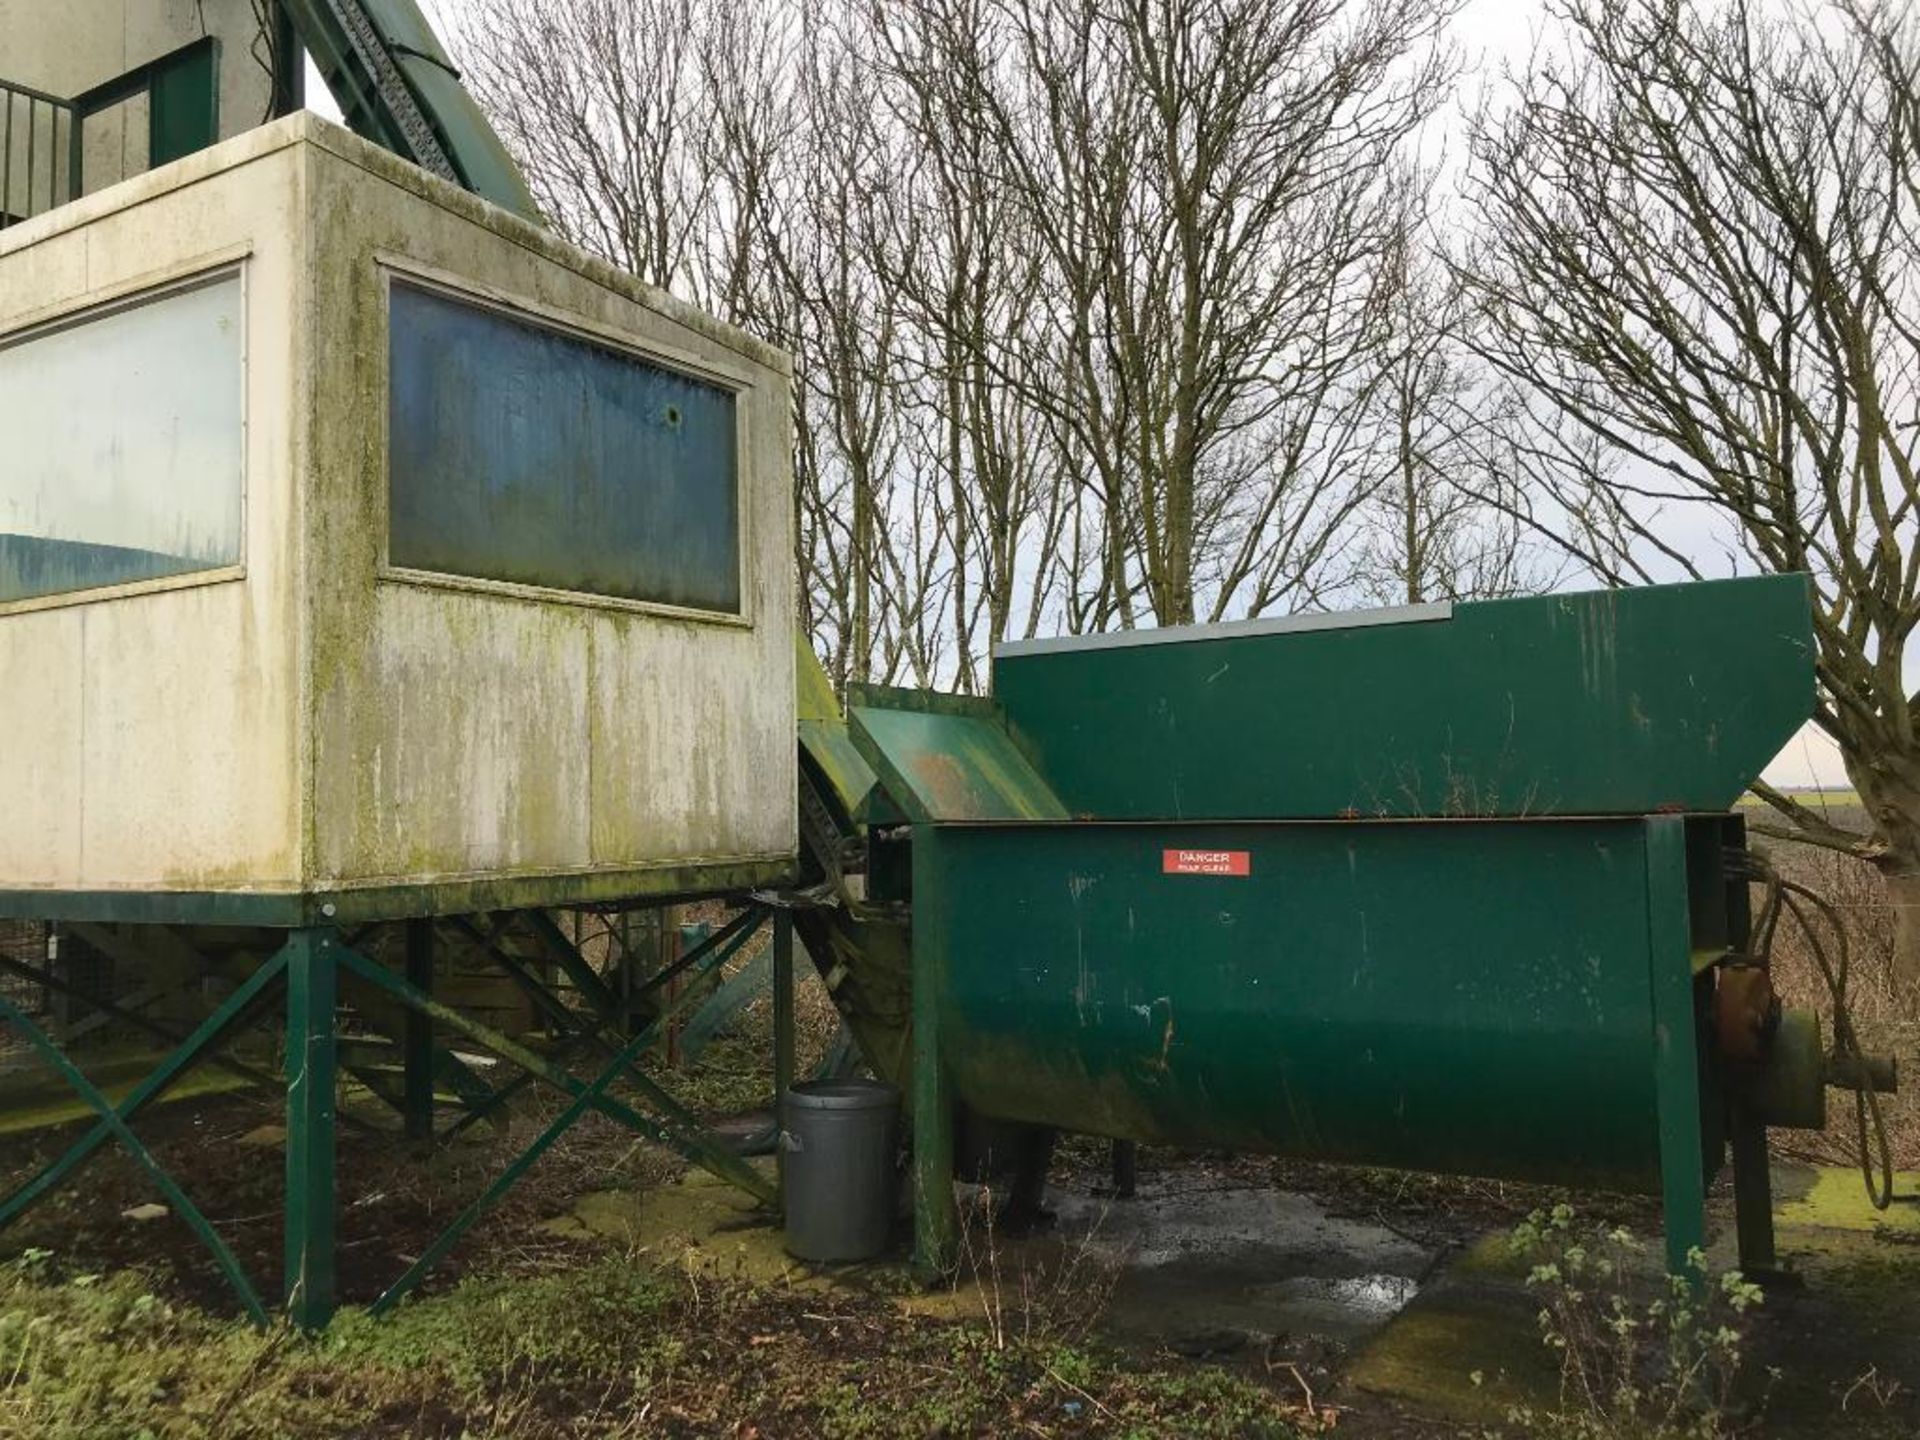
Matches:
[[1737, 788, 1862, 810], [0, 1243, 1318, 1439]]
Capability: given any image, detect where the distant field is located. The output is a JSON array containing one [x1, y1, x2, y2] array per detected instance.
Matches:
[[1740, 787, 1862, 809]]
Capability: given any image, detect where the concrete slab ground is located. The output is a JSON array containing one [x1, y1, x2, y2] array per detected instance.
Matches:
[[552, 1159, 1920, 1436]]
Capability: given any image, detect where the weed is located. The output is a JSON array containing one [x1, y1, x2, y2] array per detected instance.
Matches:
[[0, 1236, 1325, 1437], [324, 1252, 676, 1394], [955, 1183, 1124, 1354], [0, 1253, 348, 1440], [1501, 1205, 1767, 1440]]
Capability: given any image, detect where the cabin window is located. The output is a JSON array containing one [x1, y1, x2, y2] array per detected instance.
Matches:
[[0, 272, 244, 605], [386, 280, 742, 614]]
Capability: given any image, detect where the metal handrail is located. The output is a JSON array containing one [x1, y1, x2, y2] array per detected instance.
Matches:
[[1, 37, 220, 232], [0, 78, 79, 230]]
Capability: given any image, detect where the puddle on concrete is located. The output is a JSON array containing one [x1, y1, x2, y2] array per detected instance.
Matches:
[[1052, 1177, 1433, 1348], [1262, 1274, 1421, 1333]]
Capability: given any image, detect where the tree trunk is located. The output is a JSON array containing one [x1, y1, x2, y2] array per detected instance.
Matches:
[[1857, 756, 1920, 1007], [1874, 861, 1920, 1007]]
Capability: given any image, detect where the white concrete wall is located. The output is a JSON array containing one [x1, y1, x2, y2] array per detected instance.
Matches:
[[300, 119, 797, 905], [0, 124, 309, 897], [0, 0, 273, 213]]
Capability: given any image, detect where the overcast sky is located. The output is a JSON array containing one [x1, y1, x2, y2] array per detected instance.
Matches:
[[330, 0, 1847, 789]]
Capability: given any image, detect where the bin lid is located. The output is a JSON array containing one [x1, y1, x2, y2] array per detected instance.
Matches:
[[785, 1079, 899, 1112]]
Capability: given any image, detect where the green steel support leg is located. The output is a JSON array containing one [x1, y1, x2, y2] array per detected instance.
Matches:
[[1729, 1099, 1778, 1276], [341, 927, 777, 1314], [912, 829, 957, 1277], [1646, 817, 1708, 1279], [772, 907, 795, 1198], [284, 928, 339, 1329], [404, 919, 435, 1144]]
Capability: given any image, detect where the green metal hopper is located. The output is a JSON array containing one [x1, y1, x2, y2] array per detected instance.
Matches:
[[799, 575, 1855, 1276]]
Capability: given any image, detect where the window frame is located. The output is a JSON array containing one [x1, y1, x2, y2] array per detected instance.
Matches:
[[0, 256, 250, 618], [375, 259, 755, 628]]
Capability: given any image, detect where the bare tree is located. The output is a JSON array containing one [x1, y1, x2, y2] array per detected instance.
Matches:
[[458, 0, 717, 295], [1461, 0, 1920, 994], [454, 0, 1478, 693], [869, 0, 1460, 625], [760, 22, 917, 687], [863, 0, 1075, 686], [1357, 176, 1558, 605]]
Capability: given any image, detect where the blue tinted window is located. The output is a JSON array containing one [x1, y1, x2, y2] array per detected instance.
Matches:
[[387, 282, 741, 613]]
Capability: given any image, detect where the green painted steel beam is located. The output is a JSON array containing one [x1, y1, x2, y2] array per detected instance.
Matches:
[[772, 908, 795, 1200], [441, 921, 733, 1150], [522, 910, 624, 1022], [0, 952, 325, 1124], [0, 855, 794, 927], [334, 950, 504, 1125], [403, 919, 434, 1143], [911, 829, 958, 1276], [63, 921, 400, 1133], [369, 972, 745, 1315], [433, 908, 765, 1142], [0, 951, 289, 1230], [1644, 817, 1710, 1277], [0, 952, 290, 1323], [627, 907, 764, 1003], [336, 944, 775, 1203], [146, 35, 219, 165], [284, 929, 340, 1328], [991, 575, 1814, 820]]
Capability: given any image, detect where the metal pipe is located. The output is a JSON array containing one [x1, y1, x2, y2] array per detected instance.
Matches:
[[1827, 1050, 1898, 1095]]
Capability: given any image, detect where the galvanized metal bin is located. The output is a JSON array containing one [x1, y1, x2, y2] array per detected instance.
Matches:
[[782, 1079, 899, 1263]]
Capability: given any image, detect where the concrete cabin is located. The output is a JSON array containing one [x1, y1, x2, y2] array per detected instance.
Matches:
[[0, 113, 797, 925]]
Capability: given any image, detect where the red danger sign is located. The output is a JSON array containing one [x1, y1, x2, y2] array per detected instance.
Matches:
[[1162, 848, 1251, 877]]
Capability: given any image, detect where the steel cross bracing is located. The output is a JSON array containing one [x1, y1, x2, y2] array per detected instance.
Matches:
[[0, 903, 796, 1329]]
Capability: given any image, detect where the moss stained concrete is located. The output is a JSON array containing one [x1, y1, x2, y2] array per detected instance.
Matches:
[[546, 1158, 1920, 1437], [0, 1053, 254, 1137], [1341, 1163, 1920, 1435]]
